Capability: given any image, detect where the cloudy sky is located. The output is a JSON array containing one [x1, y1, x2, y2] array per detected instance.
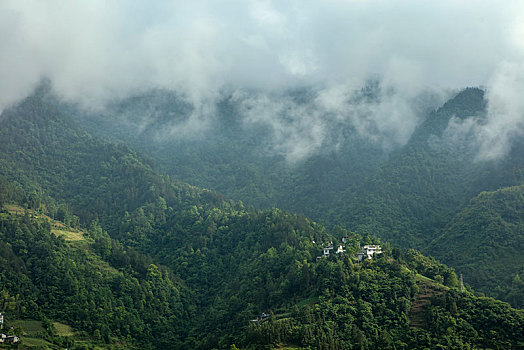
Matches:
[[2, 0, 524, 159]]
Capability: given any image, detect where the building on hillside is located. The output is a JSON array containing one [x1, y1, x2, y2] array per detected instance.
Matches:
[[250, 313, 271, 322], [335, 245, 345, 254], [357, 245, 382, 261], [5, 335, 20, 344], [0, 334, 20, 344], [323, 244, 334, 257], [342, 235, 354, 243]]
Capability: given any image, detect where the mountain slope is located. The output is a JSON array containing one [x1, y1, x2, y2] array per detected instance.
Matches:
[[63, 86, 390, 219], [327, 88, 524, 307], [0, 188, 187, 349], [330, 88, 491, 247], [428, 185, 524, 307], [57, 86, 524, 255], [0, 92, 223, 230], [1, 89, 524, 349]]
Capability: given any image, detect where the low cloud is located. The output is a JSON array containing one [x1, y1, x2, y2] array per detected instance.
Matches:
[[476, 62, 524, 160], [235, 89, 327, 163], [1, 0, 524, 159], [438, 62, 524, 161], [316, 82, 432, 149], [235, 82, 445, 162]]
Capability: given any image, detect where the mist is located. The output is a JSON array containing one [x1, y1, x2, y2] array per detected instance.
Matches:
[[2, 0, 524, 160]]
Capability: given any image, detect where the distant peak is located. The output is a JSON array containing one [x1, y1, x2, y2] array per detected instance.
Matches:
[[436, 87, 486, 117]]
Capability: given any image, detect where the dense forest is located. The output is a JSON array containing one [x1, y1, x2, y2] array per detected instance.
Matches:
[[62, 85, 524, 309], [428, 185, 524, 307], [0, 88, 524, 349]]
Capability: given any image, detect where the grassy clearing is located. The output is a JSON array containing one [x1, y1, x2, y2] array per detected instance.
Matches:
[[51, 228, 85, 241], [53, 322, 74, 337], [7, 320, 56, 349], [11, 320, 44, 336], [415, 274, 449, 289], [3, 204, 119, 279], [11, 319, 75, 336], [295, 296, 319, 307], [20, 336, 56, 348], [3, 204, 25, 215], [8, 320, 101, 349], [3, 204, 86, 242]]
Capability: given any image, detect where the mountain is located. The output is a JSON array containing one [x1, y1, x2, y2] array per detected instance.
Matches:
[[61, 85, 524, 306], [332, 88, 490, 247], [0, 181, 187, 349], [428, 185, 524, 307], [2, 186, 523, 349], [1, 89, 523, 349], [331, 88, 524, 302], [62, 85, 391, 218], [59, 87, 490, 243]]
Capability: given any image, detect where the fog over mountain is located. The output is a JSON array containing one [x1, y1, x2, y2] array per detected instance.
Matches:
[[2, 0, 524, 160], [3, 4, 524, 348]]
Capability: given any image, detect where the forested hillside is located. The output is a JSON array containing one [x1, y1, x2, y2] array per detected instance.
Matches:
[[2, 179, 523, 349], [0, 90, 223, 230], [428, 185, 524, 308], [61, 85, 524, 306], [333, 88, 524, 247], [331, 88, 486, 246], [1, 90, 524, 349], [63, 84, 391, 218], [0, 180, 188, 349], [332, 88, 524, 304]]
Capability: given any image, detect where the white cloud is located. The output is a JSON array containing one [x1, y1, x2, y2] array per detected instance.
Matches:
[[1, 0, 524, 159], [477, 62, 524, 160], [2, 0, 522, 104], [235, 90, 327, 163]]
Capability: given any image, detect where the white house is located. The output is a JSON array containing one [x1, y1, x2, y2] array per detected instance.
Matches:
[[357, 245, 382, 261], [5, 335, 19, 344], [0, 334, 20, 344], [335, 245, 345, 254], [323, 245, 334, 256]]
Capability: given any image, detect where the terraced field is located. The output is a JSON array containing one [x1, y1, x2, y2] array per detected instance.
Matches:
[[409, 274, 448, 329]]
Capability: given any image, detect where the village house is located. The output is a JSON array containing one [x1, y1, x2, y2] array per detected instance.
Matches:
[[0, 313, 20, 344], [321, 241, 334, 257], [357, 245, 382, 261], [250, 313, 271, 322], [0, 334, 20, 344]]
